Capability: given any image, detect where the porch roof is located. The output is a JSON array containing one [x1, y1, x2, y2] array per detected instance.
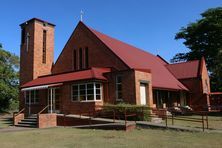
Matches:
[[21, 67, 110, 89]]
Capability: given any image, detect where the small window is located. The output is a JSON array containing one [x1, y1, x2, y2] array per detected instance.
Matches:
[[35, 90, 39, 103], [72, 85, 79, 101], [79, 48, 83, 69], [85, 47, 89, 68], [25, 91, 29, 104], [42, 30, 47, 64], [116, 75, 123, 100], [21, 28, 26, 44], [95, 83, 101, 100], [73, 49, 77, 70]]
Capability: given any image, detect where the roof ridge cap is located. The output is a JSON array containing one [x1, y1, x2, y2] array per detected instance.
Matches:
[[168, 60, 200, 66]]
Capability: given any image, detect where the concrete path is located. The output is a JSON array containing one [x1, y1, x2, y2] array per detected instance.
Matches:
[[63, 114, 222, 133], [136, 121, 222, 133], [0, 126, 36, 133], [1, 114, 221, 133]]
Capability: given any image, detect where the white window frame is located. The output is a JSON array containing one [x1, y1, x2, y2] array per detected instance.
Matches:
[[116, 75, 123, 101], [71, 82, 103, 102], [25, 90, 39, 104]]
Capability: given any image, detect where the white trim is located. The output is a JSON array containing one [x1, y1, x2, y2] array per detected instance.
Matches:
[[22, 85, 49, 91], [71, 82, 103, 102], [21, 83, 62, 91]]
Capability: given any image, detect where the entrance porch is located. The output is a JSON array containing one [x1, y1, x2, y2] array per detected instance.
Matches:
[[153, 89, 189, 109], [21, 84, 62, 115]]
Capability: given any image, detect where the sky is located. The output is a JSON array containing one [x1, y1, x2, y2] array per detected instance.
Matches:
[[0, 0, 221, 62]]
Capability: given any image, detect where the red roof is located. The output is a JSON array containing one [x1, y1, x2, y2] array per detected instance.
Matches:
[[85, 24, 188, 91], [166, 60, 200, 79], [21, 67, 110, 88]]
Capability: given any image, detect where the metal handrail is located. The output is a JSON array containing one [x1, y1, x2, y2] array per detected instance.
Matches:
[[14, 108, 25, 117], [38, 105, 49, 115]]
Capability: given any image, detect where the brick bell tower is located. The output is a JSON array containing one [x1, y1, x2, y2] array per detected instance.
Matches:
[[20, 18, 55, 86]]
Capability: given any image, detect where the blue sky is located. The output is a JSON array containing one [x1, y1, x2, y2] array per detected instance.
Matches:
[[0, 0, 221, 62]]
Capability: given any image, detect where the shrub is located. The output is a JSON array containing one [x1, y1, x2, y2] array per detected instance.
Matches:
[[103, 103, 152, 121]]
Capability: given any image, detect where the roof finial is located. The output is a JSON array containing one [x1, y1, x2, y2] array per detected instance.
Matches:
[[80, 10, 84, 22]]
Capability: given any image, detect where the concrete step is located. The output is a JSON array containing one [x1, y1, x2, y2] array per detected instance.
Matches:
[[16, 116, 38, 128], [151, 117, 163, 124], [18, 121, 37, 125], [21, 118, 37, 122], [26, 116, 37, 119], [15, 124, 36, 128]]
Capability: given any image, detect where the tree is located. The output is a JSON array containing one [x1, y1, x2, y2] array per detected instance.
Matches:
[[171, 7, 222, 92], [0, 43, 19, 111]]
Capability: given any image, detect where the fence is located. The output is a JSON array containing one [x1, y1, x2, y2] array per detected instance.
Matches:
[[62, 105, 220, 131]]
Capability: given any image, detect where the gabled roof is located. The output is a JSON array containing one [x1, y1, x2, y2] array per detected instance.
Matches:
[[166, 60, 200, 79], [21, 67, 110, 88], [20, 18, 55, 27], [82, 23, 188, 91]]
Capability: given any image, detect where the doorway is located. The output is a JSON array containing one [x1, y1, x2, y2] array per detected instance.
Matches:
[[48, 88, 60, 113], [140, 83, 147, 105]]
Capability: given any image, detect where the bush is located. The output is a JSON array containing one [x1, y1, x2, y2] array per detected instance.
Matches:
[[103, 103, 152, 121]]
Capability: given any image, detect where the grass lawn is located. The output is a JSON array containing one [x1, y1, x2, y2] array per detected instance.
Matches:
[[0, 127, 222, 148]]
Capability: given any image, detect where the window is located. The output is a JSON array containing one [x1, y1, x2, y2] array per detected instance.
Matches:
[[25, 90, 39, 104], [116, 75, 122, 100], [21, 28, 26, 44], [71, 82, 102, 101], [42, 30, 47, 64], [79, 48, 82, 69], [73, 49, 77, 70], [95, 83, 101, 100], [85, 47, 89, 68]]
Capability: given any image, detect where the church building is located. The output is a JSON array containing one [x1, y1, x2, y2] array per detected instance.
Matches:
[[19, 18, 211, 115]]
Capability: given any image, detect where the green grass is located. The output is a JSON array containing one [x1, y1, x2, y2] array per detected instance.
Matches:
[[0, 127, 221, 148]]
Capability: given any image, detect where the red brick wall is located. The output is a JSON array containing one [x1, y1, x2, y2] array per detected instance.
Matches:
[[57, 115, 110, 126], [20, 19, 54, 85], [20, 21, 35, 86], [179, 78, 207, 110], [200, 58, 210, 107], [38, 113, 57, 128], [200, 58, 211, 94], [13, 113, 24, 125], [104, 70, 136, 104], [33, 21, 54, 79], [59, 82, 103, 114], [177, 58, 211, 110], [19, 19, 54, 111], [134, 70, 153, 106], [52, 22, 128, 74]]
